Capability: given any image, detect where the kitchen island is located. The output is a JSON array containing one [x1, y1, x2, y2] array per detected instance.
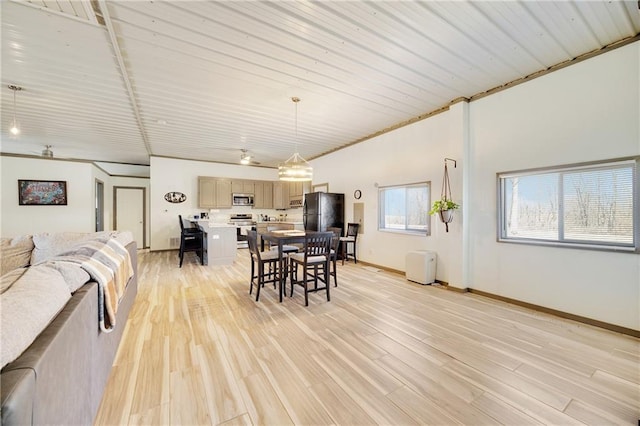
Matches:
[[255, 221, 304, 248], [191, 220, 237, 265]]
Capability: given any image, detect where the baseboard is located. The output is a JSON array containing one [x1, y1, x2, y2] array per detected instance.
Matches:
[[355, 260, 639, 338], [466, 288, 639, 338]]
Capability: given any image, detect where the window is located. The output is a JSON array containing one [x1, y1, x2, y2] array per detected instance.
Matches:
[[379, 182, 430, 235], [498, 157, 638, 252]]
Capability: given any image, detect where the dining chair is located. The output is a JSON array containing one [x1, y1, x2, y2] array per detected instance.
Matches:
[[246, 230, 280, 301], [327, 227, 342, 287], [288, 232, 333, 306], [178, 215, 204, 267], [340, 223, 360, 265]]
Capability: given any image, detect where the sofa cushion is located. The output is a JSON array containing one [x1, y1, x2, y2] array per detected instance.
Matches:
[[0, 236, 34, 276], [31, 232, 88, 265], [0, 268, 27, 295], [1, 264, 70, 369], [45, 261, 91, 293], [30, 231, 135, 265]]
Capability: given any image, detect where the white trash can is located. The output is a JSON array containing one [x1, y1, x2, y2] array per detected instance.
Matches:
[[405, 250, 436, 285]]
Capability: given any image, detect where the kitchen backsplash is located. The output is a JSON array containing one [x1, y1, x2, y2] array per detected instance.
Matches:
[[184, 207, 303, 223]]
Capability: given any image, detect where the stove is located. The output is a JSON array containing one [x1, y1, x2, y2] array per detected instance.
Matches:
[[229, 214, 256, 248], [228, 213, 256, 226]]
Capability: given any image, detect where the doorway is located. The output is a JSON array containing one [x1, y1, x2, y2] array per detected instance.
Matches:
[[114, 186, 146, 248]]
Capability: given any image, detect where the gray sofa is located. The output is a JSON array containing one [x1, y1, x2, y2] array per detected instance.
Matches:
[[0, 241, 138, 425]]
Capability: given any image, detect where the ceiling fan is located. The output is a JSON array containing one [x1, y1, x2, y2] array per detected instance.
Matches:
[[29, 145, 54, 158], [239, 149, 260, 165], [41, 145, 54, 158]]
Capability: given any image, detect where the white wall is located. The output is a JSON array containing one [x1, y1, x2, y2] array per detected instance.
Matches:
[[311, 106, 465, 286], [150, 156, 281, 251], [1, 157, 96, 236], [467, 42, 639, 330], [0, 157, 151, 246], [310, 41, 639, 330]]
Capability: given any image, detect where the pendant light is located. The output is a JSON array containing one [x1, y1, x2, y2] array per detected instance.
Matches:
[[8, 85, 23, 136], [278, 97, 313, 182]]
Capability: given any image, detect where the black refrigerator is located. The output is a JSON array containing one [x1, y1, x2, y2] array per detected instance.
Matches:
[[303, 192, 345, 232]]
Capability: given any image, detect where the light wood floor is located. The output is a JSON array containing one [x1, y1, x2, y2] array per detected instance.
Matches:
[[95, 249, 640, 425]]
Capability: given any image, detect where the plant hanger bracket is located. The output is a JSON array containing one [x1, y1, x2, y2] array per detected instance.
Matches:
[[441, 158, 456, 202], [439, 158, 457, 232]]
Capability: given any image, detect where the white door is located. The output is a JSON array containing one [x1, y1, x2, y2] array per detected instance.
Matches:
[[115, 187, 145, 248]]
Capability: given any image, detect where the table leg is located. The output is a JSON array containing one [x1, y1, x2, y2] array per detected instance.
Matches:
[[278, 241, 284, 302]]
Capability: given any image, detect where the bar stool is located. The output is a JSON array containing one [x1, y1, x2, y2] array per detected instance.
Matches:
[[246, 230, 280, 301], [178, 215, 204, 267], [340, 223, 359, 265]]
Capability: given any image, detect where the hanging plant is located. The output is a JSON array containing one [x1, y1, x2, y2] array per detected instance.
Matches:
[[428, 158, 459, 232], [428, 199, 460, 216]]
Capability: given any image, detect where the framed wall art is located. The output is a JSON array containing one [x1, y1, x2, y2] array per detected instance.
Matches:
[[18, 180, 68, 205]]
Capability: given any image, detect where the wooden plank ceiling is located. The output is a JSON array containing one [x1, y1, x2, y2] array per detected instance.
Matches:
[[1, 0, 638, 170]]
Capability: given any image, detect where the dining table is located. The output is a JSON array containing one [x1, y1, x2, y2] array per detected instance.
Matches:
[[259, 230, 309, 302]]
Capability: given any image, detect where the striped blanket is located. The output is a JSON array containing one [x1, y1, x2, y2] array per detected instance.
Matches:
[[48, 237, 133, 333]]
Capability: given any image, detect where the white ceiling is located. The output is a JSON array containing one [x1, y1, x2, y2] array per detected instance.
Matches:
[[1, 0, 638, 174]]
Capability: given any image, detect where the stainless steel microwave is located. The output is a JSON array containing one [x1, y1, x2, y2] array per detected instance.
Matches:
[[232, 193, 254, 206]]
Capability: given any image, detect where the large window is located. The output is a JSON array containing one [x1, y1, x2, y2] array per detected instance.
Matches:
[[379, 182, 430, 235], [498, 158, 638, 252]]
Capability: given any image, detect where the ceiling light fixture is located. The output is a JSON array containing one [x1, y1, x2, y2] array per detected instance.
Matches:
[[8, 85, 23, 136], [278, 97, 313, 182], [240, 149, 251, 165]]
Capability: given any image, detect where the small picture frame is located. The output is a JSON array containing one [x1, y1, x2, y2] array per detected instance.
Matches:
[[18, 180, 68, 205]]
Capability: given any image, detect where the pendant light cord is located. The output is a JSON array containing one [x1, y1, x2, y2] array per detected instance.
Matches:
[[8, 85, 23, 134], [292, 96, 300, 154]]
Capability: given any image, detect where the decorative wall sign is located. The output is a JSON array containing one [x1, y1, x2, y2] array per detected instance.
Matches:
[[164, 191, 186, 203], [18, 180, 67, 205]]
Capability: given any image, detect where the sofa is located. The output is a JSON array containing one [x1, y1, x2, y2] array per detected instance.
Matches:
[[0, 232, 138, 425]]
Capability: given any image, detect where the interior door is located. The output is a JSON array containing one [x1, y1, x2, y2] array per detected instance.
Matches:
[[95, 179, 104, 232], [114, 186, 145, 248]]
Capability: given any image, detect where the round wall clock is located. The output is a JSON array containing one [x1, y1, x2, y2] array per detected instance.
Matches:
[[164, 191, 186, 203], [354, 190, 362, 199]]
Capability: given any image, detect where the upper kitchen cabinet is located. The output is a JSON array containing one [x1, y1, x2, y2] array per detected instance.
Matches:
[[198, 177, 232, 209], [232, 180, 254, 194], [288, 181, 311, 208], [273, 182, 289, 210], [253, 181, 273, 209], [216, 179, 232, 208], [198, 177, 216, 209]]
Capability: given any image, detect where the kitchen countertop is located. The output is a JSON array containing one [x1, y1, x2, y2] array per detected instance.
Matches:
[[257, 221, 303, 225], [190, 219, 236, 228]]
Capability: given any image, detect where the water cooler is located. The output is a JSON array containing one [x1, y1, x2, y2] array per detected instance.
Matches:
[[405, 250, 436, 285]]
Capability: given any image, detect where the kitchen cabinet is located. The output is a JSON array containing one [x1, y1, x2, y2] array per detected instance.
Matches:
[[198, 177, 232, 209], [287, 181, 311, 197], [289, 182, 302, 197], [273, 182, 289, 209], [194, 221, 236, 265], [253, 181, 273, 209], [256, 222, 293, 248], [287, 181, 310, 208], [232, 179, 254, 194], [198, 177, 216, 209], [215, 179, 232, 208]]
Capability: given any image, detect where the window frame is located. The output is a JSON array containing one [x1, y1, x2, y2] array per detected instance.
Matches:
[[378, 181, 431, 236], [497, 156, 639, 253]]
